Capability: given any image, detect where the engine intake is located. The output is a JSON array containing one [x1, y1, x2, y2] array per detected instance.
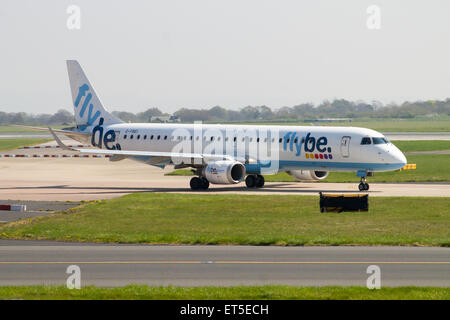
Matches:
[[203, 160, 246, 184], [287, 170, 328, 181]]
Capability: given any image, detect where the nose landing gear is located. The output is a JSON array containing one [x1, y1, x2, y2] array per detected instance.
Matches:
[[358, 177, 369, 191], [357, 170, 372, 191]]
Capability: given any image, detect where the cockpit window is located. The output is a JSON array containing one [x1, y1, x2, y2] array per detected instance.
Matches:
[[372, 137, 389, 144], [361, 137, 371, 145]]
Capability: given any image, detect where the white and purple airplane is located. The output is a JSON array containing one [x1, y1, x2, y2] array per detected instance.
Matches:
[[32, 61, 408, 191]]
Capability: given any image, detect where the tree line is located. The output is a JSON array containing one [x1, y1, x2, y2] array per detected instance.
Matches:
[[1, 99, 450, 125]]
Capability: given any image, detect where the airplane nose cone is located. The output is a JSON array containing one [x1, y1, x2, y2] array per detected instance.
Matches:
[[391, 148, 407, 169], [397, 151, 407, 166]]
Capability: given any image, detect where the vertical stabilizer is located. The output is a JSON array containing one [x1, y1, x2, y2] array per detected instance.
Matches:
[[67, 60, 123, 131]]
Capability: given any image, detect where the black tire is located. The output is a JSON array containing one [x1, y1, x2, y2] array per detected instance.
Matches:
[[358, 183, 365, 191], [190, 177, 201, 190], [256, 175, 265, 188], [364, 183, 369, 191], [200, 177, 210, 190], [245, 175, 256, 188]]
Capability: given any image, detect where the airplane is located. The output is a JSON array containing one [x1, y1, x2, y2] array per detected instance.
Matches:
[[27, 60, 408, 191]]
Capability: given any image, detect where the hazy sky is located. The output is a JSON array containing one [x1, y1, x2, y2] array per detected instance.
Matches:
[[1, 0, 449, 114]]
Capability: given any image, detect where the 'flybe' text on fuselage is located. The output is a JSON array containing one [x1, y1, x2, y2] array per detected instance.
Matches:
[[282, 132, 332, 157]]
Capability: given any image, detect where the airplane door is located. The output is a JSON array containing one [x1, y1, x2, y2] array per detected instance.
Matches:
[[340, 136, 351, 158]]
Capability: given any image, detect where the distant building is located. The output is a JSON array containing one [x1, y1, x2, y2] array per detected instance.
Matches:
[[149, 115, 181, 123], [304, 118, 352, 123]]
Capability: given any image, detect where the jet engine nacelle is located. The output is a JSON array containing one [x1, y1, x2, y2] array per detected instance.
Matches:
[[203, 160, 246, 184], [287, 170, 328, 181]]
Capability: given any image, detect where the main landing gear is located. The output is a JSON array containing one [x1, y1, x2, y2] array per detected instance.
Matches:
[[190, 176, 210, 190], [358, 177, 369, 191], [245, 174, 265, 188]]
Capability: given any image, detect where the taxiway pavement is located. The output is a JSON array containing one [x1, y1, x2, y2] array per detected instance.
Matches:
[[0, 241, 448, 287]]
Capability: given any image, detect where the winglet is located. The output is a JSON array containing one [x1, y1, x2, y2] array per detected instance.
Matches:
[[48, 127, 75, 151]]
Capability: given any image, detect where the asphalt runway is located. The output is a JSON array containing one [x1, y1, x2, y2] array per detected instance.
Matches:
[[0, 241, 448, 287]]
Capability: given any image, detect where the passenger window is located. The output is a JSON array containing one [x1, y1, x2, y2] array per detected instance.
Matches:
[[157, 135, 160, 140], [137, 135, 140, 140], [234, 137, 237, 142], [123, 135, 127, 139], [130, 135, 134, 139], [150, 135, 154, 140], [143, 135, 147, 140], [164, 136, 168, 140], [279, 138, 282, 143], [294, 138, 298, 143], [257, 138, 260, 143], [361, 137, 371, 145]]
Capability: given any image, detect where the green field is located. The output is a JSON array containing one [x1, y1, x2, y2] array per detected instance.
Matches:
[[0, 285, 447, 300], [217, 118, 450, 132], [0, 125, 65, 133], [304, 119, 450, 132], [0, 138, 51, 151], [1, 194, 449, 246], [392, 140, 450, 152]]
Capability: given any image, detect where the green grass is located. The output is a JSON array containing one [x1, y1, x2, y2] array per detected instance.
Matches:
[[166, 169, 194, 176], [393, 140, 450, 152], [312, 119, 450, 132], [0, 138, 51, 151], [216, 118, 450, 132], [0, 285, 448, 300], [0, 125, 66, 133], [1, 194, 449, 246]]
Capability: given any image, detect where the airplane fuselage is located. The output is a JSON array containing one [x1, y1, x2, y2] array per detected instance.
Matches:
[[88, 122, 407, 174]]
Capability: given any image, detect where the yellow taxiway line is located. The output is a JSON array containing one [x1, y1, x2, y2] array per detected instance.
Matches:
[[0, 261, 449, 264]]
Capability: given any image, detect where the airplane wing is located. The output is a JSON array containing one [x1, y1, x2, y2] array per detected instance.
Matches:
[[48, 127, 235, 162]]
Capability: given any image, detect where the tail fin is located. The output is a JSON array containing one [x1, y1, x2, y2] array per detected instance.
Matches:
[[67, 60, 123, 131]]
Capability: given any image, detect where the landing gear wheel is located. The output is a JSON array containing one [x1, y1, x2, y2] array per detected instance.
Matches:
[[190, 177, 202, 190], [358, 177, 370, 191], [255, 175, 265, 188], [245, 175, 256, 188], [200, 177, 210, 190]]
